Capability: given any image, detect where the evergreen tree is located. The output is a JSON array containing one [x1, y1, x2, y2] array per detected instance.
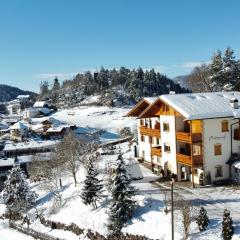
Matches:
[[2, 166, 37, 217], [107, 154, 137, 236], [81, 157, 103, 209], [52, 77, 61, 91], [196, 207, 209, 231], [222, 209, 234, 240], [40, 80, 49, 96]]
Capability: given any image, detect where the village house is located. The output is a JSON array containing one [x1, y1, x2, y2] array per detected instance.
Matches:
[[9, 122, 28, 141], [127, 92, 240, 186], [7, 100, 21, 115]]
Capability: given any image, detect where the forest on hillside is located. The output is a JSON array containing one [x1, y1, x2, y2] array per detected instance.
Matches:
[[39, 67, 188, 107]]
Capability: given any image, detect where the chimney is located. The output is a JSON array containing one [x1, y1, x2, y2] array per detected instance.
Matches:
[[230, 98, 239, 109]]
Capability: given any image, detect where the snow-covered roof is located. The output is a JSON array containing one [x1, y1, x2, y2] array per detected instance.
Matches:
[[144, 97, 157, 104], [9, 122, 28, 130], [232, 161, 240, 169], [47, 126, 66, 133], [33, 101, 46, 108], [3, 140, 59, 151], [39, 107, 51, 115], [17, 95, 30, 99], [160, 91, 240, 120]]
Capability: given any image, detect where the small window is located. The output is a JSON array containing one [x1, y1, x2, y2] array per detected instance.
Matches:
[[140, 119, 144, 126], [222, 120, 229, 132], [149, 136, 152, 144], [215, 166, 223, 178], [156, 138, 160, 145], [141, 135, 145, 142], [214, 144, 222, 155], [193, 144, 201, 156], [194, 168, 198, 176], [164, 143, 171, 153], [163, 122, 170, 132]]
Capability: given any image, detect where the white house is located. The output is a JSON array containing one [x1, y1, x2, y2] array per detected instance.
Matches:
[[7, 101, 21, 115], [127, 92, 240, 186], [9, 122, 28, 141]]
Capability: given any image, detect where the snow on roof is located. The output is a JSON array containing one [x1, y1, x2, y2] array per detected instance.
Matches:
[[39, 107, 51, 115], [232, 161, 240, 169], [9, 122, 28, 130], [160, 91, 240, 120], [47, 126, 66, 133], [144, 97, 157, 104], [3, 139, 59, 151], [17, 95, 30, 99], [33, 101, 46, 108]]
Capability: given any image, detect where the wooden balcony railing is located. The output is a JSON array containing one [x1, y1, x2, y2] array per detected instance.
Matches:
[[140, 126, 161, 138], [151, 147, 162, 157], [176, 132, 202, 143], [176, 153, 203, 166]]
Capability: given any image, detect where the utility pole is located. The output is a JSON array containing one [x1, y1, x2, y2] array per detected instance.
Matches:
[[171, 180, 174, 240]]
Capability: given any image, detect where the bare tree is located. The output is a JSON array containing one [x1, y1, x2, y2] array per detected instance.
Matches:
[[187, 64, 216, 93], [57, 131, 96, 186], [176, 199, 195, 240]]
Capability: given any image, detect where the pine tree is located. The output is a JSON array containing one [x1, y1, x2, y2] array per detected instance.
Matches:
[[222, 209, 234, 240], [107, 154, 137, 236], [52, 77, 60, 91], [2, 166, 37, 217], [196, 207, 209, 231], [81, 157, 103, 209]]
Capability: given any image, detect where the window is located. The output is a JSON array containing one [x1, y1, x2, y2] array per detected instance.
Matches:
[[156, 138, 160, 145], [164, 143, 171, 153], [221, 120, 229, 132], [194, 168, 198, 176], [214, 144, 222, 155], [141, 135, 145, 142], [215, 166, 223, 178], [193, 144, 201, 156], [140, 119, 144, 126], [149, 136, 152, 144], [163, 122, 170, 132]]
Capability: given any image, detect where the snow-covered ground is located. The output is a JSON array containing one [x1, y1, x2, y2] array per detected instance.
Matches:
[[52, 106, 136, 135]]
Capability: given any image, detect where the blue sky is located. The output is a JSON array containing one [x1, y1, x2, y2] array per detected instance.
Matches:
[[1, 0, 240, 91]]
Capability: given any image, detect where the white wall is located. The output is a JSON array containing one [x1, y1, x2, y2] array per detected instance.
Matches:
[[160, 115, 177, 174], [202, 118, 240, 182]]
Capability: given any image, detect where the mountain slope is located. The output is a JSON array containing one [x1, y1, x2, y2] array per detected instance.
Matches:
[[0, 84, 37, 102]]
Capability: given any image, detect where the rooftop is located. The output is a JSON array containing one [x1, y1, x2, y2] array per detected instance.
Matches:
[[160, 91, 240, 120]]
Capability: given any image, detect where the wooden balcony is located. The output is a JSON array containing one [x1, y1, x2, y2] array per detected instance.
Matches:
[[151, 146, 162, 157], [177, 153, 203, 166], [176, 132, 202, 143], [140, 126, 161, 138]]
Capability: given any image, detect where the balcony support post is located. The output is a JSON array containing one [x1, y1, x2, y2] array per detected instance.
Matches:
[[190, 121, 195, 188]]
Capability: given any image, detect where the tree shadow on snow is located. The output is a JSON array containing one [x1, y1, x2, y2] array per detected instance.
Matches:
[[35, 183, 71, 206], [191, 197, 240, 206], [129, 198, 164, 223]]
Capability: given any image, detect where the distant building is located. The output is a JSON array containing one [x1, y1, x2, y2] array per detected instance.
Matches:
[[7, 101, 21, 115], [9, 122, 28, 141]]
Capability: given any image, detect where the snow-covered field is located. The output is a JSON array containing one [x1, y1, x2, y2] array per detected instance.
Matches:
[[1, 106, 240, 239]]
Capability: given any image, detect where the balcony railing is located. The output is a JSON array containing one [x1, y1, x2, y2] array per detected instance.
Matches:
[[177, 153, 203, 166], [140, 126, 161, 138], [151, 146, 162, 157], [176, 132, 202, 143]]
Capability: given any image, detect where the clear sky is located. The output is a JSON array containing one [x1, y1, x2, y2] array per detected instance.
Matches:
[[1, 0, 240, 91]]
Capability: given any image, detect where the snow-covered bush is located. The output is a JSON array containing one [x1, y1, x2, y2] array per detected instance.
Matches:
[[222, 209, 234, 240], [196, 206, 209, 231]]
